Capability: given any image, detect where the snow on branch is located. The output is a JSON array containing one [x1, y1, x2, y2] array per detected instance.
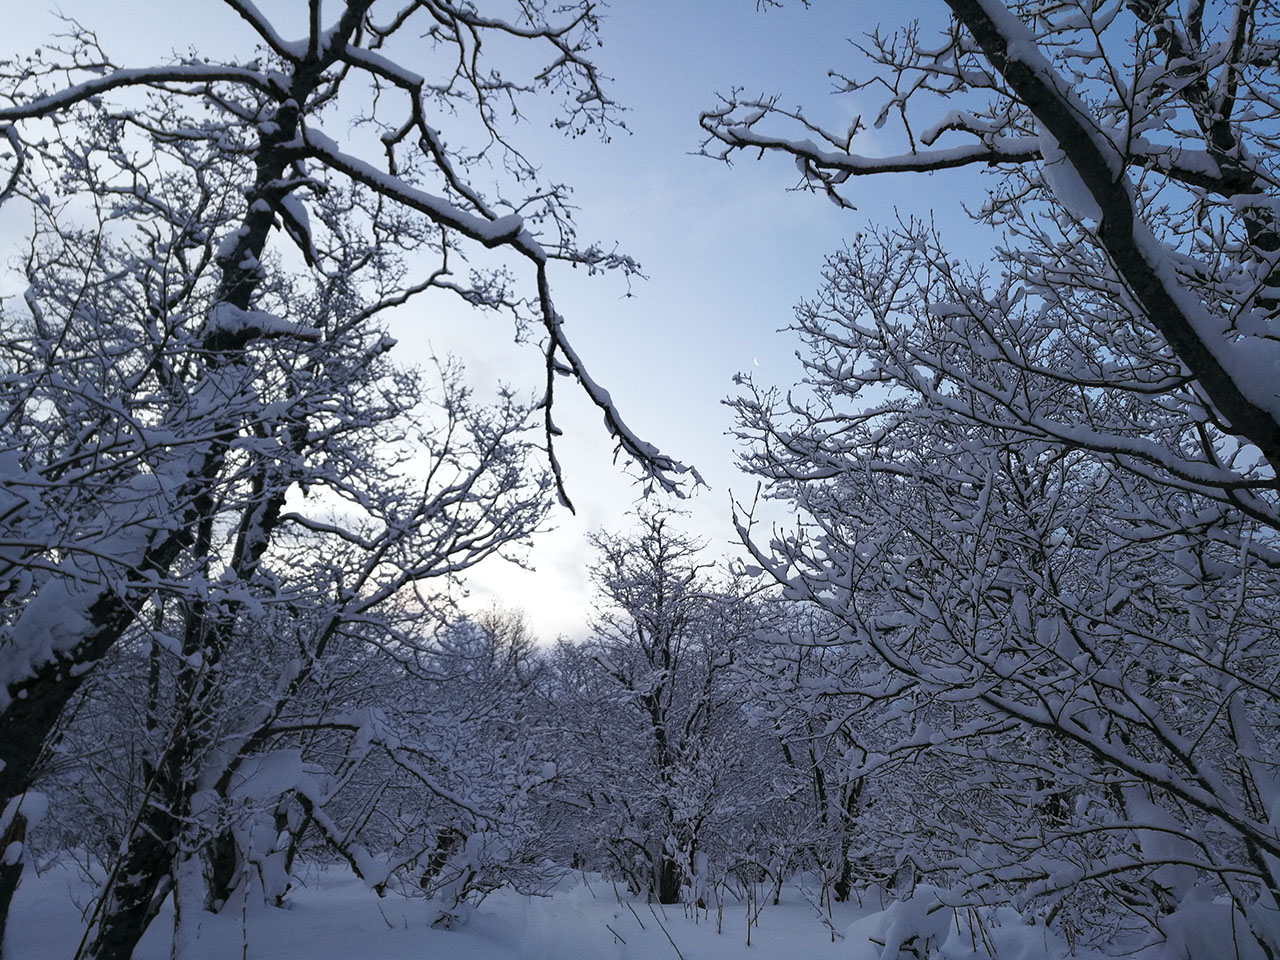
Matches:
[[300, 128, 531, 249], [535, 267, 699, 511], [0, 65, 277, 124], [945, 0, 1280, 467], [701, 97, 1041, 184]]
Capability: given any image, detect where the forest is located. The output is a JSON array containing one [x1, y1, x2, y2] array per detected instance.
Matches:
[[1, 1, 1278, 958]]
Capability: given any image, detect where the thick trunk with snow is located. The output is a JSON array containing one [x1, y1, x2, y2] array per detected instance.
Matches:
[[84, 804, 178, 960]]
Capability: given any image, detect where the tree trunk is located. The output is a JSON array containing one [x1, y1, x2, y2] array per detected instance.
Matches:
[[832, 777, 863, 902], [656, 856, 682, 905], [0, 810, 26, 949], [0, 591, 152, 951], [832, 836, 855, 904], [203, 829, 239, 913], [419, 827, 463, 892], [85, 655, 199, 960], [83, 802, 177, 960]]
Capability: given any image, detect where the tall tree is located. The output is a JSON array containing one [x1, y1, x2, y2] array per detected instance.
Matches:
[[0, 1, 688, 950]]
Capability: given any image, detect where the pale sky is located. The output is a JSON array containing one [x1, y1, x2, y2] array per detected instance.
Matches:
[[2, 0, 983, 640]]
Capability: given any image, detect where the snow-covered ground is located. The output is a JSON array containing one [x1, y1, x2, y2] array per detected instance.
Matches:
[[8, 862, 1103, 960]]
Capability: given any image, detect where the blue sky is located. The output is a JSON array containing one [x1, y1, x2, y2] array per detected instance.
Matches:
[[2, 0, 984, 638], [456, 0, 984, 636]]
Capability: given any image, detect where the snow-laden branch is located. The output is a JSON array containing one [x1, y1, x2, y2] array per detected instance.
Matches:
[[0, 65, 277, 122], [944, 0, 1280, 472]]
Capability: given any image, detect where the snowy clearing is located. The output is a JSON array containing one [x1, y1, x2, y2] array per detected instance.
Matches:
[[9, 862, 1116, 960]]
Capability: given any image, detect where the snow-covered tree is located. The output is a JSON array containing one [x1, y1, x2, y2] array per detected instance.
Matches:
[[742, 603, 897, 904], [396, 607, 562, 921], [704, 1, 1280, 469], [0, 1, 690, 951], [708, 2, 1280, 954], [550, 514, 760, 905]]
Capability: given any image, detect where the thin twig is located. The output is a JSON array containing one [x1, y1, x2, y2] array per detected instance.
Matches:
[[648, 902, 687, 960]]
